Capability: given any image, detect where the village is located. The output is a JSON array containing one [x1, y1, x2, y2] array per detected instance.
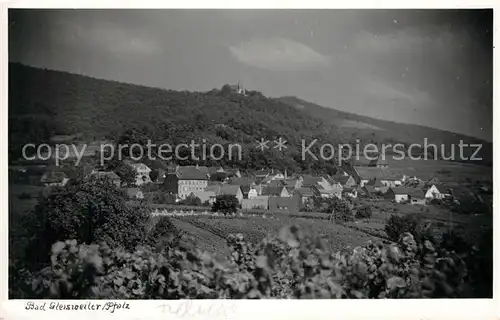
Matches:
[[10, 137, 492, 216]]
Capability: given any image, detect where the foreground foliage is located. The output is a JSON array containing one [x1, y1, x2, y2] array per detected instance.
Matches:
[[20, 224, 489, 299]]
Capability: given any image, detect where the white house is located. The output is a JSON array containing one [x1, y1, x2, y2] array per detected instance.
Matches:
[[248, 187, 259, 199], [127, 162, 152, 186], [425, 184, 451, 200]]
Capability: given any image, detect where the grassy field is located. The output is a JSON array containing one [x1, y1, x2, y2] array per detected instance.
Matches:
[[344, 199, 493, 243], [385, 157, 492, 184], [174, 214, 383, 254]]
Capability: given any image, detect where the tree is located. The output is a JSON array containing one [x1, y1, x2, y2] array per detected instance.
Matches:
[[24, 178, 150, 270], [181, 193, 202, 206], [212, 195, 238, 215], [114, 163, 136, 186]]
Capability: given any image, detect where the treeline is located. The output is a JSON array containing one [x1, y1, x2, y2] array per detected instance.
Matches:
[[10, 63, 357, 173]]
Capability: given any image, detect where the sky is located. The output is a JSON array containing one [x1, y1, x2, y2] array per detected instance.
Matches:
[[9, 9, 493, 141]]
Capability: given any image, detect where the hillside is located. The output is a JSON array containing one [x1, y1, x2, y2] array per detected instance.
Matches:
[[9, 63, 492, 171], [279, 97, 492, 165]]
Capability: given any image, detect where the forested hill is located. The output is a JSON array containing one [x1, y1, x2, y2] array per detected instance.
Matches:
[[9, 63, 492, 170], [279, 96, 492, 164]]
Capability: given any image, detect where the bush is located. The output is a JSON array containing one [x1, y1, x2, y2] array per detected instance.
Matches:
[[212, 195, 238, 215], [145, 217, 183, 250], [180, 194, 202, 206], [355, 206, 372, 219], [24, 178, 150, 270], [327, 198, 354, 223], [21, 225, 488, 299], [384, 213, 435, 244]]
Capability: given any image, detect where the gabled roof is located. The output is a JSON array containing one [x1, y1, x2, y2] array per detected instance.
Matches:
[[90, 171, 120, 180], [363, 185, 377, 194], [283, 179, 298, 186], [366, 179, 385, 187], [191, 190, 216, 200], [301, 175, 324, 187], [432, 184, 450, 193], [261, 186, 285, 196], [176, 166, 208, 180], [240, 185, 251, 195], [332, 175, 351, 185], [218, 184, 241, 196], [391, 187, 425, 198], [296, 187, 317, 197], [317, 187, 335, 195]]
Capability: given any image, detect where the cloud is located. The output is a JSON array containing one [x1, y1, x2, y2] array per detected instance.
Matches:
[[55, 19, 162, 56], [228, 37, 330, 71]]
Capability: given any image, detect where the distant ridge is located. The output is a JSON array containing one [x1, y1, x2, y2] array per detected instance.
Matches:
[[8, 63, 492, 168]]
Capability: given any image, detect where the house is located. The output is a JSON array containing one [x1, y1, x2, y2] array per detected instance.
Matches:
[[261, 185, 290, 198], [254, 168, 284, 181], [176, 166, 209, 199], [317, 187, 337, 199], [88, 170, 121, 187], [295, 186, 319, 204], [248, 186, 260, 199], [283, 178, 301, 190], [125, 187, 144, 200], [269, 194, 301, 212], [385, 187, 426, 204], [365, 179, 388, 193], [299, 175, 332, 190], [163, 166, 209, 199], [342, 187, 358, 199], [208, 166, 225, 176], [126, 162, 152, 186], [217, 184, 244, 203], [361, 185, 378, 198], [242, 196, 269, 210], [224, 168, 242, 178], [332, 174, 356, 188], [352, 166, 403, 187], [328, 181, 343, 198], [425, 184, 452, 200], [191, 190, 217, 205], [209, 171, 229, 182], [40, 171, 69, 187]]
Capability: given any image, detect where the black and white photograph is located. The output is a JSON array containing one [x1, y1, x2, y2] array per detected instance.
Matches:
[[6, 7, 494, 303]]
